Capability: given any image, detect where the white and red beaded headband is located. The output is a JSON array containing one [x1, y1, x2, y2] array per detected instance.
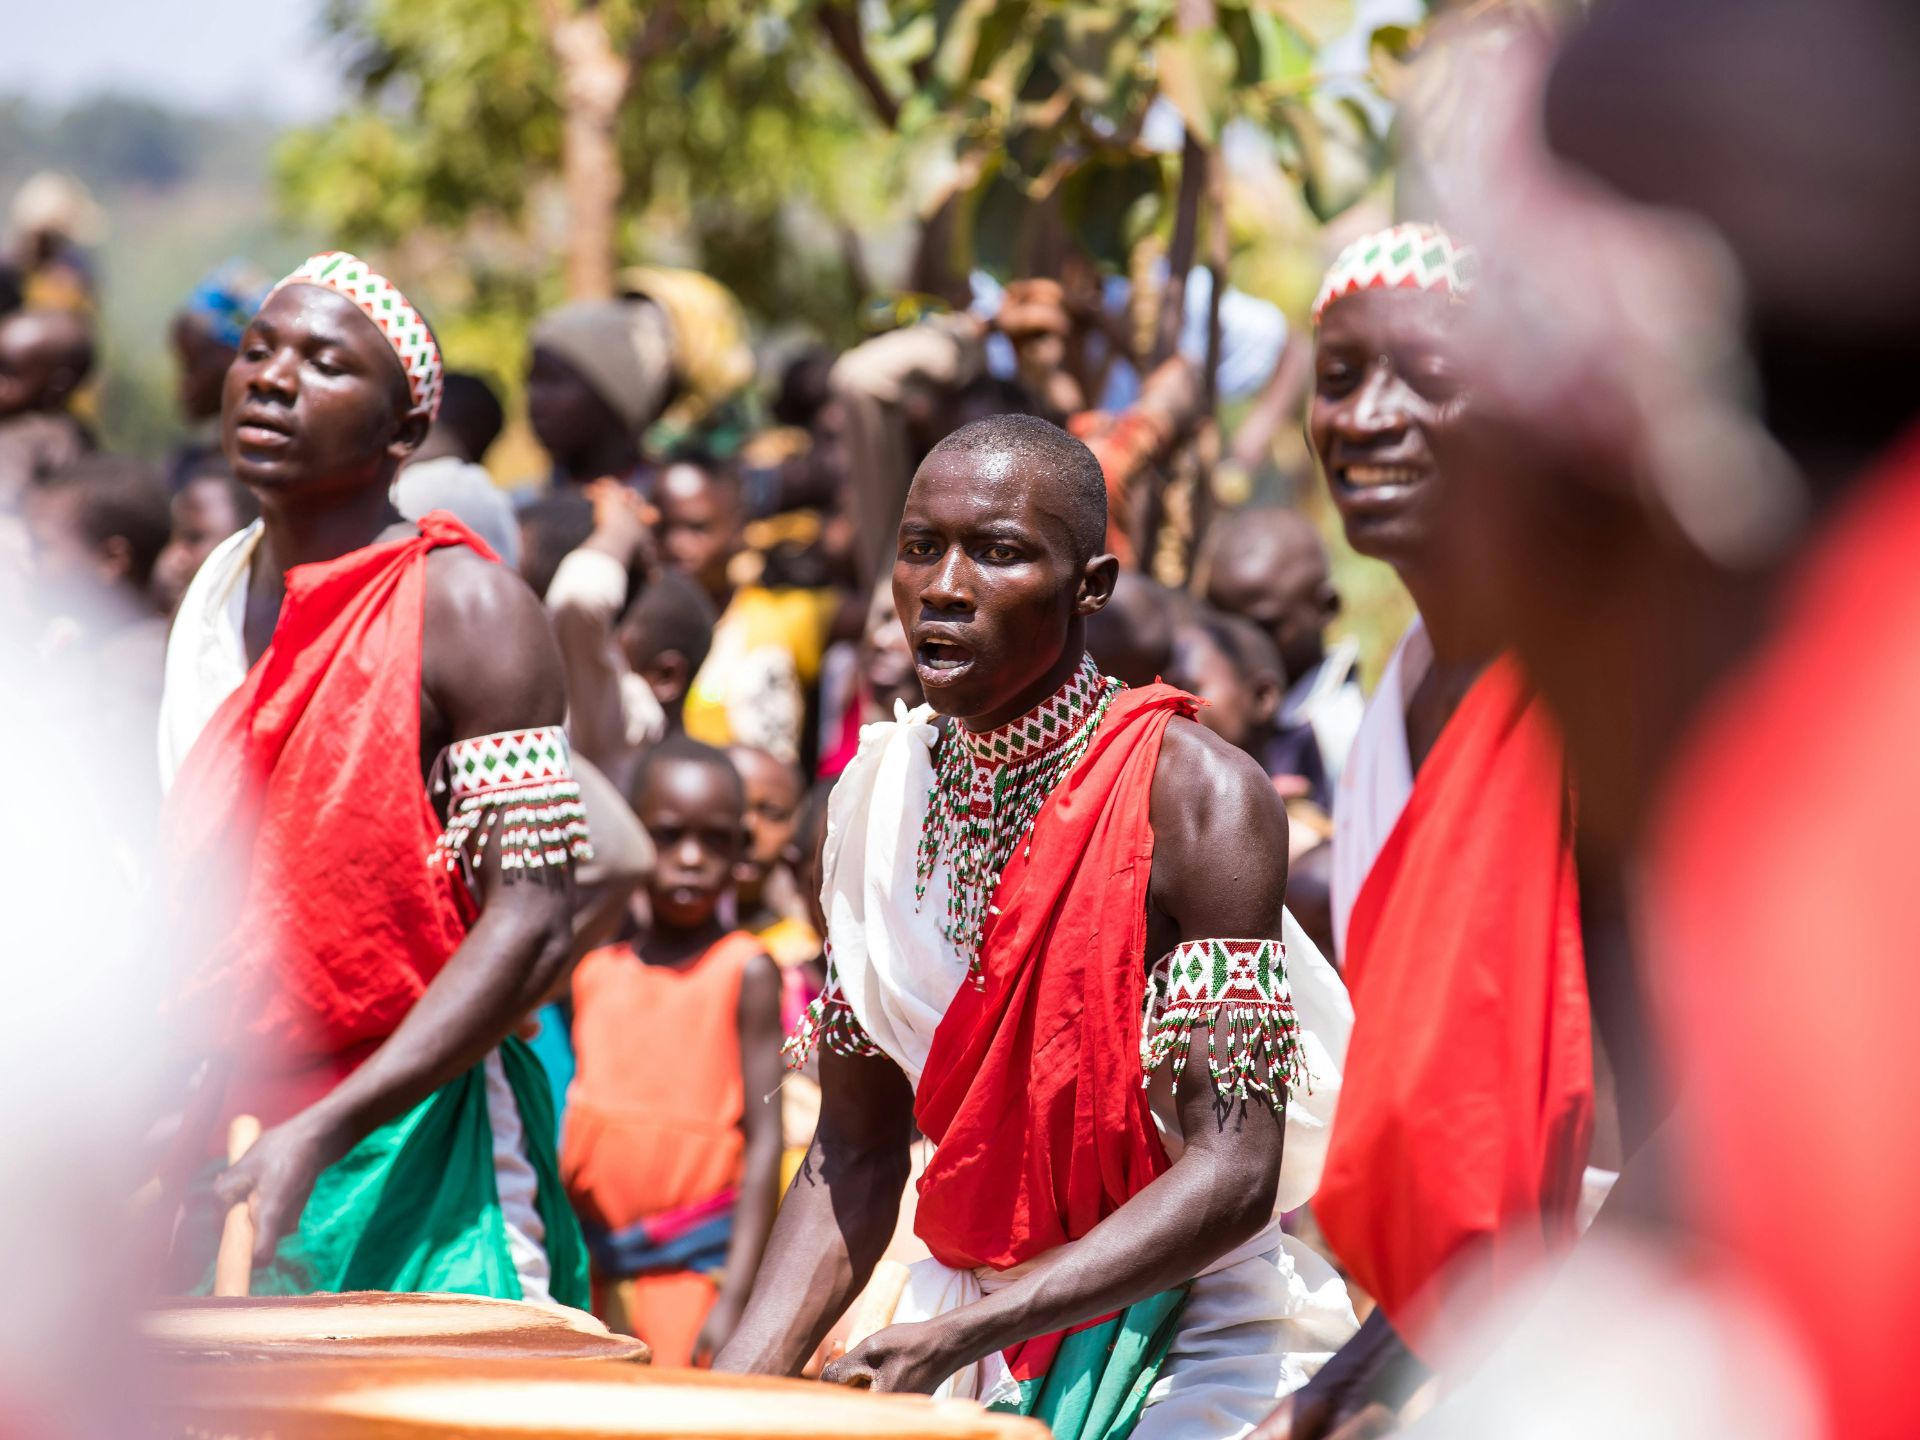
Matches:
[[270, 250, 443, 418], [1311, 223, 1476, 325]]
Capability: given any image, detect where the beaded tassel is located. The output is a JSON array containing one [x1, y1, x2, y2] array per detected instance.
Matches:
[[914, 656, 1121, 987], [1141, 938, 1307, 1105], [430, 726, 594, 878], [782, 947, 880, 1069]]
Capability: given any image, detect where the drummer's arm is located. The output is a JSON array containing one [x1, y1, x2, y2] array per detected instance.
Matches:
[[821, 720, 1289, 1394], [712, 1045, 917, 1376]]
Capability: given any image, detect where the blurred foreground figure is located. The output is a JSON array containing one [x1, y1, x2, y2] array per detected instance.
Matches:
[[717, 415, 1355, 1438], [1263, 225, 1602, 1440], [156, 251, 591, 1306], [1412, 3, 1920, 1436]]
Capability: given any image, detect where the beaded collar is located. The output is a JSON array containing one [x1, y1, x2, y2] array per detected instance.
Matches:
[[916, 654, 1122, 986]]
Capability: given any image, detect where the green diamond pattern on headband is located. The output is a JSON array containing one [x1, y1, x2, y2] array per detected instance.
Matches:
[[271, 250, 444, 419], [1312, 222, 1474, 323]]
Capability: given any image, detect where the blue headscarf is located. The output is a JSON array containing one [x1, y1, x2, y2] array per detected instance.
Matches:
[[183, 260, 271, 350]]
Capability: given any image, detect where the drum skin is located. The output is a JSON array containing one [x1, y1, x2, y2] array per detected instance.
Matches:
[[142, 1292, 650, 1364], [155, 1355, 1050, 1438]]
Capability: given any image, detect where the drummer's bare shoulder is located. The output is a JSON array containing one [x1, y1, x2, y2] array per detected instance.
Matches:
[[1148, 715, 1291, 939], [421, 546, 567, 736]]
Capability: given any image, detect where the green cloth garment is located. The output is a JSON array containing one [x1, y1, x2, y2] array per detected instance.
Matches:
[[188, 1039, 588, 1310], [990, 1288, 1189, 1440]]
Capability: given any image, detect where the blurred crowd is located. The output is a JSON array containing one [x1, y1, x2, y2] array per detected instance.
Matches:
[[0, 155, 1366, 1375]]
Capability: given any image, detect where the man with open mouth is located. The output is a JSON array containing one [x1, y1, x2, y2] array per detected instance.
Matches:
[[155, 251, 592, 1308], [715, 412, 1357, 1437]]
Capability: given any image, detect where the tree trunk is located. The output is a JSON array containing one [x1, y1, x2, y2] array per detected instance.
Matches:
[[541, 1, 630, 300]]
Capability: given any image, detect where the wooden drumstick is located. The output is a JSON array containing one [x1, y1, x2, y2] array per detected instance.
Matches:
[[213, 1115, 262, 1297]]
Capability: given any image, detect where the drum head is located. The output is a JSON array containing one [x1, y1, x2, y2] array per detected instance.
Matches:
[[158, 1356, 1049, 1438], [143, 1292, 649, 1364]]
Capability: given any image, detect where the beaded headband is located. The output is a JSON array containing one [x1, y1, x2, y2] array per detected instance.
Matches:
[[270, 250, 443, 418], [1311, 223, 1476, 324]]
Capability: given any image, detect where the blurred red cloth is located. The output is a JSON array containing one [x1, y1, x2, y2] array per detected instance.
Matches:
[[1651, 428, 1920, 1440], [162, 513, 492, 1131], [1315, 657, 1592, 1359]]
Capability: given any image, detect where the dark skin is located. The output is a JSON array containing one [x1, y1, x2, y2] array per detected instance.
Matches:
[[1204, 509, 1339, 686], [727, 744, 804, 925], [628, 758, 784, 1364], [171, 312, 235, 424], [1255, 285, 1500, 1440], [1170, 621, 1282, 757], [527, 344, 641, 487], [714, 445, 1293, 1392], [0, 309, 92, 419], [655, 462, 744, 607], [206, 281, 579, 1267], [153, 475, 246, 614]]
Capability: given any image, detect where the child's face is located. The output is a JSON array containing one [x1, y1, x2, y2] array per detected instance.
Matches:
[[729, 746, 803, 889], [638, 759, 744, 930], [1172, 630, 1260, 751]]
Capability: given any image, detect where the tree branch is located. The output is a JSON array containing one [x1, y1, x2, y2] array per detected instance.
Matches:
[[816, 2, 901, 130]]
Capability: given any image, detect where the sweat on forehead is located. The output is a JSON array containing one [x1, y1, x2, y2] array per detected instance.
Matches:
[[918, 412, 1108, 562]]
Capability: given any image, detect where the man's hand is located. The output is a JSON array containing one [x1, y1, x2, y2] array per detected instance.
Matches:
[[210, 1110, 346, 1268], [819, 1319, 960, 1395]]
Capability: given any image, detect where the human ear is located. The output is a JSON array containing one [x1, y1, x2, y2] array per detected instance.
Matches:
[[386, 404, 432, 463], [1252, 676, 1283, 728], [1076, 553, 1120, 616]]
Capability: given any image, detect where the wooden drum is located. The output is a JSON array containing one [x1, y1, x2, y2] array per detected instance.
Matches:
[[143, 1292, 650, 1364], [156, 1356, 1050, 1438]]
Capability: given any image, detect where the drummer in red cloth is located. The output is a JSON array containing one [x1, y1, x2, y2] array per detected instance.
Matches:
[[715, 414, 1358, 1438], [1262, 225, 1608, 1439], [156, 252, 590, 1307]]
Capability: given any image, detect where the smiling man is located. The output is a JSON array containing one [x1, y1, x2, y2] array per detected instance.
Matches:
[[1256, 226, 1599, 1440], [713, 414, 1355, 1438], [156, 252, 591, 1307]]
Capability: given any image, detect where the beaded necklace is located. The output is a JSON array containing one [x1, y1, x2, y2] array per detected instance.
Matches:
[[915, 654, 1122, 987]]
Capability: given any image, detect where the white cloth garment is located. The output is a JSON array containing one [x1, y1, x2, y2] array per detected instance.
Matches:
[[1283, 637, 1367, 789], [157, 519, 262, 793], [156, 518, 563, 1298], [823, 697, 1359, 1435], [1329, 618, 1431, 963]]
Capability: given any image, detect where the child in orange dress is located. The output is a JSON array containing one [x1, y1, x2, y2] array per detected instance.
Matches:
[[560, 738, 783, 1367]]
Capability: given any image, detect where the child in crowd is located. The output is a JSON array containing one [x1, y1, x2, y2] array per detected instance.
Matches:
[[726, 744, 814, 968], [561, 739, 783, 1368], [152, 469, 257, 614], [0, 308, 94, 504]]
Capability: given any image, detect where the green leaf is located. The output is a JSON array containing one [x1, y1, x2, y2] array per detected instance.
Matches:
[[1057, 153, 1168, 270], [1156, 27, 1236, 142]]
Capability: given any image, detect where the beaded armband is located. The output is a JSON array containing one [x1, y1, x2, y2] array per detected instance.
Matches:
[[782, 948, 880, 1069], [430, 726, 593, 877], [1141, 938, 1306, 1104]]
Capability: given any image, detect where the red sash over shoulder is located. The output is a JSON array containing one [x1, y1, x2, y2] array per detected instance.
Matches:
[[1314, 657, 1591, 1358], [163, 512, 497, 1128], [913, 684, 1197, 1273]]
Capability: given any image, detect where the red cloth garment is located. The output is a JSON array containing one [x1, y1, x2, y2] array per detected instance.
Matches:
[[1650, 428, 1920, 1440], [163, 512, 497, 1131], [912, 685, 1197, 1273], [1313, 657, 1591, 1359]]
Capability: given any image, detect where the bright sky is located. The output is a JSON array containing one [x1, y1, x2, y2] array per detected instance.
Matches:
[[2, 0, 342, 118]]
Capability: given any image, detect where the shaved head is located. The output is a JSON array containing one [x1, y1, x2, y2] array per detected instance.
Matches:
[[924, 412, 1109, 565], [1202, 506, 1337, 682]]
